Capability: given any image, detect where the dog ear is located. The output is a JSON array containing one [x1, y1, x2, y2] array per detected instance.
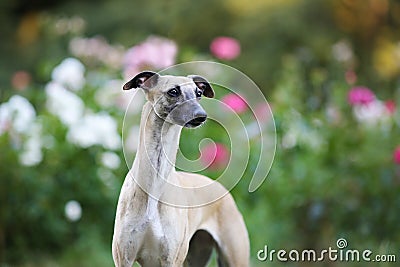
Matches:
[[123, 71, 159, 90], [188, 75, 215, 98]]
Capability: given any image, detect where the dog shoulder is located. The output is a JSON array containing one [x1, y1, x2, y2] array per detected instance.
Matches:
[[175, 171, 228, 192], [174, 171, 238, 210]]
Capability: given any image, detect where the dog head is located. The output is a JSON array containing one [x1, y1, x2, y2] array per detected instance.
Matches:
[[123, 71, 214, 128]]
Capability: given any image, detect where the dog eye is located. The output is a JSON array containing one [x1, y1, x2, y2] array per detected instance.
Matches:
[[167, 86, 181, 97], [195, 89, 203, 98]]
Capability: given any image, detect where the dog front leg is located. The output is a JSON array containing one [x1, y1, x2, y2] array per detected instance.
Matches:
[[159, 235, 188, 267], [112, 243, 134, 267], [112, 227, 141, 267]]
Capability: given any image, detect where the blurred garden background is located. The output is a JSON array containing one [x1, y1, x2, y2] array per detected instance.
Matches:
[[1, 0, 400, 266]]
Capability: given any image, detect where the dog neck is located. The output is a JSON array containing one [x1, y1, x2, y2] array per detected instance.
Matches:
[[132, 101, 182, 201]]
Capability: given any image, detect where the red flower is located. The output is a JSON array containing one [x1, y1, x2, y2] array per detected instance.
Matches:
[[347, 86, 375, 106], [385, 100, 396, 114], [210, 37, 241, 60], [394, 147, 400, 165], [200, 143, 229, 170]]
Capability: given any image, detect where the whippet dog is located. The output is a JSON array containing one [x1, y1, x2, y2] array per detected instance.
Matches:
[[112, 71, 249, 267]]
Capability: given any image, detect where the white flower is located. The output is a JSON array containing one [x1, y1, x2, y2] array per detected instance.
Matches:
[[100, 151, 121, 169], [0, 95, 36, 135], [281, 110, 324, 151], [52, 58, 85, 91], [19, 122, 43, 166], [95, 79, 124, 108], [65, 200, 82, 222], [0, 95, 43, 165], [332, 40, 353, 63], [282, 131, 297, 149], [353, 100, 389, 125], [45, 82, 85, 127], [67, 112, 121, 150]]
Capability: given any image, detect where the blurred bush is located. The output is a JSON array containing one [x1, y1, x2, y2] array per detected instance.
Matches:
[[0, 57, 126, 263]]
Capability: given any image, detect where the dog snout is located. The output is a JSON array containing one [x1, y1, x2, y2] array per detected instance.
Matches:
[[184, 108, 207, 128]]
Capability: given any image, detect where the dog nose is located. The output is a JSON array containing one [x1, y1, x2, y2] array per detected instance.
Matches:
[[194, 109, 207, 121], [192, 115, 207, 124], [185, 112, 207, 127]]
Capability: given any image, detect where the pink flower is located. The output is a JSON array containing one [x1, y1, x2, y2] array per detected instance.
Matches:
[[394, 146, 400, 164], [69, 36, 125, 69], [210, 37, 241, 60], [200, 143, 229, 170], [123, 36, 177, 78], [347, 86, 376, 106], [221, 93, 247, 113], [385, 100, 396, 114]]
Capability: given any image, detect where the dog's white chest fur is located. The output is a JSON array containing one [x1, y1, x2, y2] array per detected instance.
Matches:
[[113, 179, 177, 265], [144, 197, 164, 239]]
